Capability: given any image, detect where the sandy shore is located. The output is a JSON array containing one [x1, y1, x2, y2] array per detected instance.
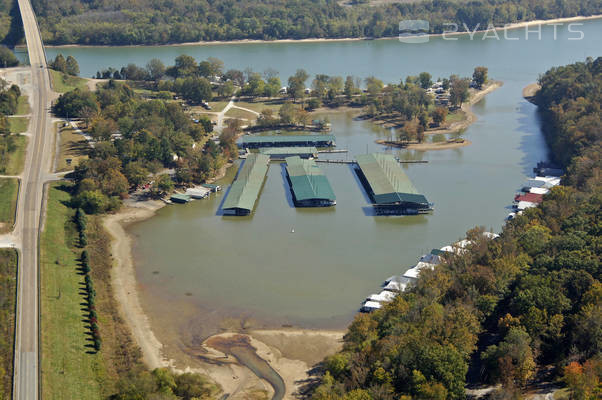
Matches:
[[103, 200, 167, 368], [42, 15, 602, 49], [406, 139, 472, 151], [522, 83, 541, 104]]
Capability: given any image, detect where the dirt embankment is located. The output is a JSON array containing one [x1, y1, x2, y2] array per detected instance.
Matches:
[[522, 83, 541, 104]]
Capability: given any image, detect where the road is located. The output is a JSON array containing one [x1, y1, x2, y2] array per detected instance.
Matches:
[[12, 0, 54, 398]]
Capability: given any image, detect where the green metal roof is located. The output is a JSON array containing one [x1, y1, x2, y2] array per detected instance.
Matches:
[[285, 156, 336, 202], [355, 153, 429, 206], [261, 146, 318, 155], [240, 134, 336, 145], [222, 153, 270, 212]]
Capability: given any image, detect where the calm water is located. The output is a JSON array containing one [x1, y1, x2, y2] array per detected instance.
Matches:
[[57, 21, 602, 334]]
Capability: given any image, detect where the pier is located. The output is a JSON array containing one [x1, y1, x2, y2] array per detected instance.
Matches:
[[222, 153, 270, 216], [285, 156, 336, 207], [238, 134, 336, 149], [355, 153, 432, 215]]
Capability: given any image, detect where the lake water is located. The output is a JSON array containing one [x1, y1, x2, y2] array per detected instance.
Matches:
[[49, 21, 602, 337]]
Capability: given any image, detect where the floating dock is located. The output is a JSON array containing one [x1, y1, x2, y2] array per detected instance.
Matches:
[[285, 156, 336, 207], [355, 153, 432, 215], [222, 153, 270, 216], [170, 193, 191, 204], [260, 146, 318, 160], [238, 134, 336, 148]]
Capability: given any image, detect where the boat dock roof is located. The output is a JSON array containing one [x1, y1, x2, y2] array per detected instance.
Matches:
[[239, 134, 336, 148], [285, 156, 336, 202], [261, 146, 318, 157], [355, 153, 429, 206], [222, 153, 270, 214]]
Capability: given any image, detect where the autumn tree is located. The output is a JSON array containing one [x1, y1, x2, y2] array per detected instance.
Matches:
[[473, 66, 488, 89]]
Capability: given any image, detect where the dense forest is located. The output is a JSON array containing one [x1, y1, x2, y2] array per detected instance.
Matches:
[[0, 0, 591, 45], [52, 78, 233, 213], [310, 58, 601, 399]]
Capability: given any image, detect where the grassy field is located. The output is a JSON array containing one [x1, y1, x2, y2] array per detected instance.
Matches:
[[225, 107, 258, 120], [40, 183, 108, 399], [446, 109, 466, 123], [234, 99, 284, 113], [9, 117, 29, 134], [41, 183, 146, 399], [17, 95, 30, 115], [1, 134, 27, 175], [0, 249, 17, 399], [57, 125, 89, 172], [49, 70, 88, 93], [0, 178, 18, 233], [206, 100, 229, 112]]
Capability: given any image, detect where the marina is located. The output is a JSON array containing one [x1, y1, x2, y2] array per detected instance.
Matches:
[[260, 146, 318, 160], [238, 134, 336, 149], [284, 156, 336, 207], [222, 153, 270, 216], [355, 153, 432, 215]]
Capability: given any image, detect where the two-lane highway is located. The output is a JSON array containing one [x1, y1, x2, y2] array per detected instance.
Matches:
[[13, 0, 54, 398]]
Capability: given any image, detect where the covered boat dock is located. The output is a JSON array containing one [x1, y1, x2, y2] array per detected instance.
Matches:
[[238, 134, 336, 149], [355, 153, 432, 215], [222, 153, 270, 216], [260, 146, 318, 160], [285, 156, 336, 207]]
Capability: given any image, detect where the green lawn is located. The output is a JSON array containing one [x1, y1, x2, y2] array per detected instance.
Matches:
[[9, 117, 29, 134], [225, 107, 257, 120], [234, 99, 284, 113], [17, 95, 30, 115], [0, 178, 18, 233], [57, 125, 89, 172], [446, 110, 466, 123], [41, 183, 108, 400], [1, 134, 27, 175], [0, 248, 17, 399], [49, 70, 89, 93]]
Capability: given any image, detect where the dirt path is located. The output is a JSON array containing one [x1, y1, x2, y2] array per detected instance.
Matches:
[[216, 96, 236, 132]]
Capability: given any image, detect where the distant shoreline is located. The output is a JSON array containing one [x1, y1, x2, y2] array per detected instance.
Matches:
[[40, 14, 602, 49]]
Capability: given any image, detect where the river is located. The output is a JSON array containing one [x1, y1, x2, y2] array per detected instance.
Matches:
[[46, 21, 602, 345]]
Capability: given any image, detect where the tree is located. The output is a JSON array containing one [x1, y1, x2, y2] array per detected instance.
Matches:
[[153, 174, 174, 195], [52, 88, 99, 118], [224, 69, 245, 87], [146, 58, 166, 81], [0, 47, 18, 68], [124, 161, 149, 187], [65, 56, 80, 76], [431, 107, 448, 126], [218, 81, 236, 97], [365, 77, 383, 96], [51, 54, 67, 73], [450, 77, 469, 107], [172, 54, 197, 77], [418, 72, 432, 89], [264, 76, 281, 98], [345, 76, 357, 98], [279, 102, 297, 124], [288, 69, 309, 102], [472, 66, 488, 89]]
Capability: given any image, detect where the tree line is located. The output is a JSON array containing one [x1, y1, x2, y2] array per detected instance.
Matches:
[[309, 58, 601, 400], [0, 77, 22, 173], [15, 0, 601, 45]]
